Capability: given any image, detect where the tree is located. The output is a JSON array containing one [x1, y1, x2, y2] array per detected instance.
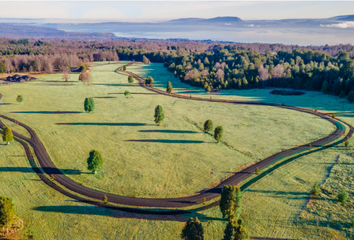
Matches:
[[128, 75, 134, 84], [2, 126, 13, 145], [143, 55, 151, 64], [348, 91, 354, 102], [0, 197, 15, 235], [123, 65, 127, 71], [214, 126, 223, 142], [311, 181, 321, 196], [255, 167, 259, 175], [84, 98, 95, 113], [219, 185, 242, 221], [87, 150, 103, 174], [203, 120, 213, 132], [338, 188, 347, 203], [103, 195, 108, 204], [63, 66, 70, 82], [234, 223, 249, 240], [0, 62, 6, 73], [181, 217, 204, 240], [145, 76, 154, 86], [345, 139, 349, 148], [222, 221, 236, 240], [339, 90, 346, 98], [154, 105, 164, 124], [124, 90, 130, 97], [16, 95, 23, 103], [321, 81, 329, 94], [166, 81, 173, 93]]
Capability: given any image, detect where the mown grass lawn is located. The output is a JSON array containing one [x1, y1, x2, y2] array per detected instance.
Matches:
[[0, 61, 349, 240]]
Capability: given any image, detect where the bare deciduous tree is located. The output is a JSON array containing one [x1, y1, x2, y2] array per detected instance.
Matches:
[[258, 64, 269, 83], [271, 64, 284, 79], [216, 69, 224, 81], [62, 66, 70, 82]]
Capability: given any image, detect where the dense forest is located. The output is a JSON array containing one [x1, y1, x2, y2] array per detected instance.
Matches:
[[1, 37, 354, 99]]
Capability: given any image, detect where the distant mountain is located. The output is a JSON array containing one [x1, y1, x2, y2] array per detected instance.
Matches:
[[167, 16, 243, 25], [332, 15, 354, 21]]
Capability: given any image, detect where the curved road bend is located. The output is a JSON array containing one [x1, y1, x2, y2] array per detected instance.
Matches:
[[0, 67, 352, 209]]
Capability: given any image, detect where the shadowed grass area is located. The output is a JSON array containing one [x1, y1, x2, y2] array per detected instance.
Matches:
[[138, 130, 199, 133], [11, 111, 82, 114], [0, 167, 89, 175], [56, 122, 152, 126], [125, 139, 205, 144]]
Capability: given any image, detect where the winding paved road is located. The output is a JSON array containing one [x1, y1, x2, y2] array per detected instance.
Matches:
[[0, 65, 352, 213]]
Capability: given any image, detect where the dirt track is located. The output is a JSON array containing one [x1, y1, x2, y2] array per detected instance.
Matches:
[[0, 66, 353, 212]]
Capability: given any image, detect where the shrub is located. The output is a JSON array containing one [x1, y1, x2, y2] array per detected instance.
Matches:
[[145, 76, 154, 86], [255, 167, 259, 174], [0, 197, 15, 234], [16, 95, 23, 103], [311, 181, 321, 196], [332, 114, 336, 119], [166, 81, 173, 93], [123, 65, 127, 71], [203, 120, 213, 132], [338, 188, 347, 203], [345, 140, 349, 148], [103, 195, 108, 204]]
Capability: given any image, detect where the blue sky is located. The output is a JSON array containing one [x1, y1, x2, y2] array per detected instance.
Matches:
[[0, 1, 353, 22]]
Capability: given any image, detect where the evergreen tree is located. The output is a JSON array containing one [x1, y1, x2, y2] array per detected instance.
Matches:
[[222, 221, 236, 240], [87, 150, 103, 174], [0, 62, 6, 73], [348, 91, 354, 102], [16, 95, 23, 103], [0, 197, 15, 235], [338, 188, 348, 203], [214, 126, 224, 142], [84, 98, 95, 113], [2, 126, 13, 145], [123, 65, 127, 71], [103, 195, 108, 204], [154, 105, 164, 124], [128, 75, 134, 83], [321, 81, 329, 94], [339, 90, 346, 98], [234, 224, 250, 240], [203, 120, 213, 132], [311, 181, 321, 196], [166, 81, 173, 93], [181, 217, 204, 240]]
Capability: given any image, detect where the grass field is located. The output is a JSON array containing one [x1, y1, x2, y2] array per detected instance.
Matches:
[[0, 62, 334, 199], [0, 61, 351, 239]]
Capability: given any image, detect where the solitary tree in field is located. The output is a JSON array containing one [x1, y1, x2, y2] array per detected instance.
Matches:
[[103, 195, 108, 204], [255, 167, 260, 175], [128, 75, 134, 84], [16, 95, 23, 103], [87, 150, 103, 174], [338, 188, 348, 203], [214, 126, 223, 143], [181, 217, 204, 240], [84, 98, 95, 113], [123, 65, 127, 71], [63, 66, 70, 82], [219, 185, 242, 221], [145, 76, 154, 86], [0, 197, 15, 235], [203, 120, 213, 132], [2, 126, 13, 145], [154, 105, 164, 125], [124, 90, 130, 97], [311, 181, 321, 197], [166, 81, 173, 93]]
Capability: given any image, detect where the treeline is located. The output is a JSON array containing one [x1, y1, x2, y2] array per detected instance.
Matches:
[[161, 46, 354, 99]]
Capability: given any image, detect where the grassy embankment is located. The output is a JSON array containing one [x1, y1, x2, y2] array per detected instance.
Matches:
[[0, 62, 348, 239]]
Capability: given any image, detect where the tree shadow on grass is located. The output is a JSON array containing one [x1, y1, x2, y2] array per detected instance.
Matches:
[[37, 80, 78, 83], [11, 111, 82, 114], [108, 92, 158, 95], [125, 139, 205, 144], [92, 96, 117, 99], [92, 83, 141, 87], [32, 205, 224, 222], [56, 122, 153, 126], [0, 167, 88, 175], [138, 130, 199, 134]]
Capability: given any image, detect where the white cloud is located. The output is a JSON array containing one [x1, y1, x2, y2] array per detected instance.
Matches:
[[320, 21, 354, 28]]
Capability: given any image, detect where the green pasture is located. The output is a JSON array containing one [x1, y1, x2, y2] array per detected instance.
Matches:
[[0, 61, 352, 239], [0, 62, 333, 198]]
